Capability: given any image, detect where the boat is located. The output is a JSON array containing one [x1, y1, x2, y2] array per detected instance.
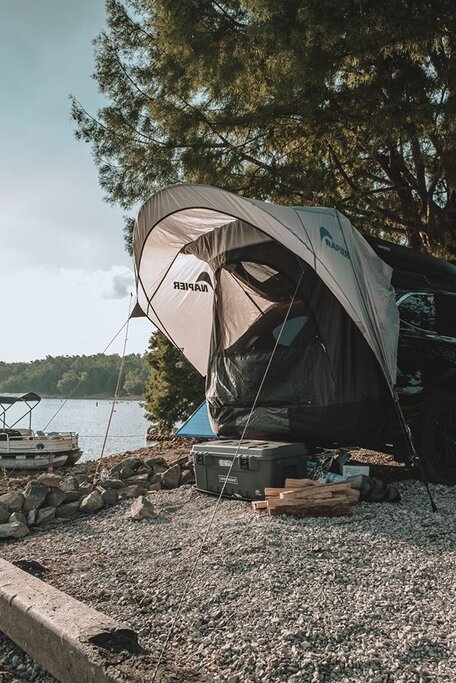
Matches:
[[0, 393, 82, 470]]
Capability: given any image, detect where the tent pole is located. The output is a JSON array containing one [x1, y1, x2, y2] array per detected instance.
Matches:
[[392, 389, 437, 512]]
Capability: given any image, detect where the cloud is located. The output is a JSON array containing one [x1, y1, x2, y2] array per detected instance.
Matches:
[[0, 265, 152, 362], [101, 267, 135, 300]]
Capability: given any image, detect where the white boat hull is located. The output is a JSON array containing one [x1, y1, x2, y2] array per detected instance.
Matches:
[[0, 432, 82, 470]]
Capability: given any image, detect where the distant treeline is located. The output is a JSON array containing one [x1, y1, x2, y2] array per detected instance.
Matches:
[[0, 354, 149, 398]]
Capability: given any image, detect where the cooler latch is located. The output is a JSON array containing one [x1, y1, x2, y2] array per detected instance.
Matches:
[[239, 455, 249, 470]]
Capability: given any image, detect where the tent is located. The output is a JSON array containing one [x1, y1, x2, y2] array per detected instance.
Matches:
[[133, 184, 400, 448]]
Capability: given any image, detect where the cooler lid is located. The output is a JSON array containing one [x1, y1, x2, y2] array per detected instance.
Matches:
[[191, 439, 307, 458]]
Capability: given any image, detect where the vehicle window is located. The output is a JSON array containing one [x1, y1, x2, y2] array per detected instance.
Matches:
[[435, 292, 456, 338], [398, 293, 436, 332]]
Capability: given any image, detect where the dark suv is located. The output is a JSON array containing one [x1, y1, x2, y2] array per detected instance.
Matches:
[[366, 236, 456, 483]]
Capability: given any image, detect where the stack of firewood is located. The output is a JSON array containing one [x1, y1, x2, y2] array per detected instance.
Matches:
[[251, 478, 360, 518]]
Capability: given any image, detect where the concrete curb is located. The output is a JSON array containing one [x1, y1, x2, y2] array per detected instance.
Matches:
[[0, 558, 143, 682]]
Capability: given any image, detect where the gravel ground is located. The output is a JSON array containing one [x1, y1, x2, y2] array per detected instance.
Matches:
[[1, 468, 456, 683]]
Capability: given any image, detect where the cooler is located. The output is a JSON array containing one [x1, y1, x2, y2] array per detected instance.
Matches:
[[191, 439, 308, 500]]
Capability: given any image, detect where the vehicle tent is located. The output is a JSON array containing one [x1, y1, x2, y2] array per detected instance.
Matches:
[[133, 184, 400, 446]]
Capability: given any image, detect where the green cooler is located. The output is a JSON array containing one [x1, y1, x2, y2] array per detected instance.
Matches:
[[191, 439, 308, 500]]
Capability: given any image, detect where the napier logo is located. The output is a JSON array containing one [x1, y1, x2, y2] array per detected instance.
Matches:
[[320, 226, 350, 259], [173, 271, 213, 292]]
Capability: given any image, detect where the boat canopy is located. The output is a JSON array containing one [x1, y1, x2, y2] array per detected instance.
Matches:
[[133, 183, 400, 443], [0, 393, 41, 430], [0, 393, 41, 406]]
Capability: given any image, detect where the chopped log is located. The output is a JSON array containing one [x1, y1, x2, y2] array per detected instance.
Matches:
[[281, 482, 352, 499], [268, 504, 352, 518], [284, 478, 320, 488], [334, 488, 360, 502], [264, 487, 290, 497], [267, 495, 353, 509], [251, 500, 268, 510], [279, 489, 333, 500]]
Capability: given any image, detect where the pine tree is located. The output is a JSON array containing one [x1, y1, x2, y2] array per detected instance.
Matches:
[[143, 331, 205, 432], [73, 0, 456, 257]]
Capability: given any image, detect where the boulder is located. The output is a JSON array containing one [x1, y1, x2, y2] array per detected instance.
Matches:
[[23, 481, 50, 513], [137, 465, 152, 475], [124, 473, 150, 485], [130, 496, 156, 520], [112, 457, 142, 473], [146, 456, 169, 474], [120, 485, 147, 499], [181, 469, 195, 486], [44, 488, 66, 508], [63, 490, 80, 503], [116, 466, 136, 480], [145, 456, 167, 468], [36, 507, 56, 525], [27, 509, 37, 526], [0, 522, 29, 539], [99, 488, 119, 507], [37, 473, 63, 488], [0, 492, 24, 513], [161, 464, 181, 489], [80, 490, 103, 514], [9, 511, 27, 525], [55, 501, 80, 518], [75, 473, 89, 485], [78, 484, 92, 497], [100, 478, 124, 490], [147, 482, 162, 492], [0, 504, 9, 524], [60, 476, 79, 493]]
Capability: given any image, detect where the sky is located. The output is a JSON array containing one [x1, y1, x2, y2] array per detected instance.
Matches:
[[0, 0, 152, 362]]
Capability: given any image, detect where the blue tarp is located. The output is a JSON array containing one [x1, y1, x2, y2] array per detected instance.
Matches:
[[175, 401, 217, 438]]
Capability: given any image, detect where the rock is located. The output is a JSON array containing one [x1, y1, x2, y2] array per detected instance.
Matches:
[[23, 481, 50, 513], [181, 469, 195, 485], [37, 473, 63, 488], [44, 488, 66, 508], [60, 476, 79, 493], [99, 488, 119, 506], [9, 512, 27, 525], [0, 504, 9, 523], [63, 490, 80, 503], [124, 473, 150, 485], [0, 522, 29, 539], [120, 485, 147, 499], [146, 456, 167, 468], [27, 509, 37, 526], [137, 465, 152, 475], [80, 490, 103, 514], [147, 482, 162, 492], [36, 507, 56, 525], [112, 457, 142, 473], [145, 456, 168, 473], [101, 478, 125, 490], [0, 492, 24, 513], [75, 473, 89, 485], [116, 466, 136, 480], [55, 501, 80, 518], [130, 496, 156, 520], [78, 484, 92, 497], [161, 464, 181, 489], [149, 474, 161, 485]]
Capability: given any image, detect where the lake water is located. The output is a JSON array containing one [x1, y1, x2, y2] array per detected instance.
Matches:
[[5, 398, 150, 463]]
